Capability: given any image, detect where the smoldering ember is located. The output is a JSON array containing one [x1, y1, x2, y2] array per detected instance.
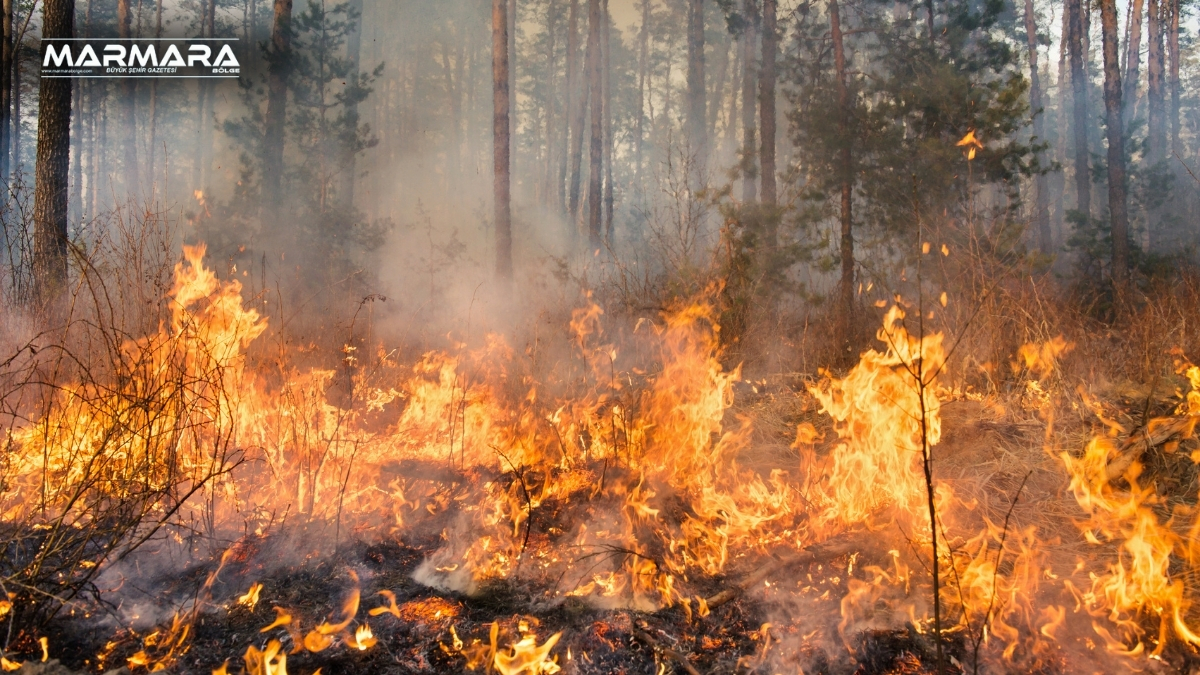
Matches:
[[3, 0, 1200, 673]]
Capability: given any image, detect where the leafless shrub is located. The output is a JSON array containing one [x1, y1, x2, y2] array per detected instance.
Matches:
[[0, 201, 242, 647]]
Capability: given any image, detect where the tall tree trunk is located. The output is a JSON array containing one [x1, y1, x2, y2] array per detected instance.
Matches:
[[635, 0, 649, 184], [561, 0, 579, 218], [602, 0, 613, 243], [508, 0, 515, 170], [339, 0, 363, 209], [1053, 3, 1068, 243], [740, 0, 757, 202], [262, 0, 292, 225], [70, 80, 82, 224], [706, 30, 728, 146], [830, 0, 854, 349], [92, 89, 104, 219], [585, 0, 602, 250], [1067, 0, 1090, 218], [118, 0, 139, 197], [10, 37, 18, 173], [723, 43, 740, 163], [493, 0, 513, 278], [1099, 0, 1129, 290], [33, 0, 75, 305], [759, 0, 777, 209], [1167, 0, 1179, 156], [568, 0, 589, 226], [686, 0, 705, 179], [1146, 0, 1163, 164], [147, 0, 161, 194], [542, 1, 559, 208], [1122, 0, 1142, 125], [0, 0, 11, 179], [1024, 0, 1050, 251], [200, 0, 215, 187], [191, 0, 209, 193]]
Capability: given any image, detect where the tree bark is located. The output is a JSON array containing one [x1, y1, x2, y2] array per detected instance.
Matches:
[[1099, 0, 1129, 290], [686, 0, 706, 179], [147, 0, 161, 193], [1146, 0, 1164, 165], [759, 0, 777, 209], [541, 1, 559, 208], [635, 0, 649, 184], [1067, 0, 1090, 217], [1167, 0, 1179, 156], [830, 0, 854, 348], [1024, 0, 1050, 251], [340, 0, 363, 209], [706, 30, 728, 146], [585, 0, 602, 250], [118, 0, 139, 197], [0, 0, 11, 179], [507, 0, 515, 166], [70, 80, 82, 224], [493, 0, 513, 278], [1122, 0, 1142, 126], [262, 0, 292, 225], [602, 0, 613, 243], [568, 0, 589, 225], [33, 0, 75, 305], [740, 0, 757, 203], [562, 0, 579, 218]]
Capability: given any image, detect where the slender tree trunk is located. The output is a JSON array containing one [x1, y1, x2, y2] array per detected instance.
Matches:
[[1122, 0, 1142, 125], [542, 1, 559, 208], [83, 83, 93, 216], [118, 0, 139, 197], [200, 0, 216, 187], [569, 0, 589, 226], [602, 0, 613, 243], [33, 0, 75, 305], [147, 0, 161, 194], [1146, 0, 1163, 164], [0, 0, 11, 180], [585, 0, 602, 249], [740, 0, 757, 202], [91, 88, 103, 219], [707, 30, 728, 146], [70, 79, 82, 224], [635, 0, 649, 184], [10, 38, 18, 173], [1099, 0, 1129, 290], [1067, 0, 1090, 217], [830, 0, 854, 349], [1024, 0, 1050, 251], [1167, 0, 1179, 157], [262, 0, 292, 224], [191, 0, 208, 193], [493, 0, 513, 278], [1054, 3, 1068, 243], [723, 43, 741, 162], [340, 0, 363, 209], [686, 0, 706, 179], [759, 0, 777, 209], [508, 0, 515, 169], [561, 0, 579, 217]]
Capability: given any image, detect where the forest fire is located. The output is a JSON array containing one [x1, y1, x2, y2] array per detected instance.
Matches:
[[2, 245, 1200, 674], [3, 0, 1200, 667]]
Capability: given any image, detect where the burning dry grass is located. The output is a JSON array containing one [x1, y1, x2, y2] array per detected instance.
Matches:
[[3, 241, 1200, 674]]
